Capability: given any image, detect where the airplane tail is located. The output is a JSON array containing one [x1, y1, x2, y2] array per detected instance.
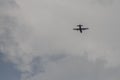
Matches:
[[77, 25, 83, 27]]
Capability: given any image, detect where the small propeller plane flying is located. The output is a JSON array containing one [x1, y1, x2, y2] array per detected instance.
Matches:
[[73, 24, 88, 33]]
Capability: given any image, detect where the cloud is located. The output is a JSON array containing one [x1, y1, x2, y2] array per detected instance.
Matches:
[[1, 0, 120, 80], [0, 0, 18, 10], [0, 0, 33, 74], [17, 0, 120, 65], [21, 55, 120, 80], [0, 54, 21, 80], [94, 0, 114, 6]]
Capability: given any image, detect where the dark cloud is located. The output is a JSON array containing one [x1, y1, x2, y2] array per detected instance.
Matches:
[[22, 54, 120, 80], [47, 53, 67, 62], [0, 52, 21, 80], [0, 0, 18, 9], [20, 53, 68, 80]]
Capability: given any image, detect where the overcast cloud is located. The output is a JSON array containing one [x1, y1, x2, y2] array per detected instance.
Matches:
[[0, 0, 120, 80]]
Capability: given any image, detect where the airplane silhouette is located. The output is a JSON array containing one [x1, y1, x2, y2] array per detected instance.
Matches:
[[73, 24, 88, 33]]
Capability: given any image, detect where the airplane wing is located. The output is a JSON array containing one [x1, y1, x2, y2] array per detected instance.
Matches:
[[81, 28, 88, 30], [73, 28, 79, 30]]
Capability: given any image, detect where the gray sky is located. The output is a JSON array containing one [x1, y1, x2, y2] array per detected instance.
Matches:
[[0, 0, 120, 80]]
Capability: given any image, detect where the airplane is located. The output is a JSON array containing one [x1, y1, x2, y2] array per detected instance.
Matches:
[[73, 24, 88, 33]]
